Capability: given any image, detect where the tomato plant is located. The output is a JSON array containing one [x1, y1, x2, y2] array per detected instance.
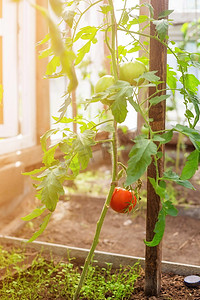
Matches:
[[110, 187, 137, 213], [20, 0, 200, 298]]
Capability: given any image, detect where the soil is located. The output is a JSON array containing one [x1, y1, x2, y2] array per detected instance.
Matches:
[[0, 245, 199, 299]]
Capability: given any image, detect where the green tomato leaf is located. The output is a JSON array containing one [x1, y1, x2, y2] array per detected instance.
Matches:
[[111, 99, 128, 123], [126, 139, 157, 185], [40, 129, 59, 152], [56, 94, 72, 123], [99, 5, 112, 14], [173, 124, 200, 150], [162, 170, 195, 190], [144, 206, 166, 247], [153, 19, 169, 41], [73, 130, 96, 169], [39, 170, 65, 211], [148, 177, 166, 199], [128, 98, 140, 112], [46, 56, 60, 75], [42, 145, 58, 167], [180, 149, 199, 180], [140, 71, 160, 82], [180, 74, 200, 93], [158, 9, 174, 19], [109, 81, 132, 123], [69, 154, 80, 177], [187, 93, 200, 128], [163, 200, 178, 217], [167, 65, 177, 93], [149, 94, 170, 105], [39, 48, 52, 59], [21, 206, 46, 221], [27, 213, 52, 243], [74, 26, 98, 65], [121, 10, 129, 25], [159, 130, 173, 144], [23, 166, 46, 177], [144, 199, 178, 247]]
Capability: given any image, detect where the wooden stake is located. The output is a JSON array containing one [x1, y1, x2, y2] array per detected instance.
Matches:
[[145, 0, 168, 296], [137, 0, 150, 134]]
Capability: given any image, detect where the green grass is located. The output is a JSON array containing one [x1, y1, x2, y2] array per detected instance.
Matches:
[[0, 247, 141, 299]]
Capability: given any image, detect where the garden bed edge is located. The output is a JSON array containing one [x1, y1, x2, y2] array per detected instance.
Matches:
[[0, 235, 199, 276]]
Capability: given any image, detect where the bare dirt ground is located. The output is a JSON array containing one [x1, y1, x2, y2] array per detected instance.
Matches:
[[12, 188, 200, 267]]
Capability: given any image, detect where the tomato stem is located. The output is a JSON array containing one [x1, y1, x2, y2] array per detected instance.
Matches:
[[73, 124, 118, 299]]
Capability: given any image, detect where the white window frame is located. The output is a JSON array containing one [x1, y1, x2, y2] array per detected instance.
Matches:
[[0, 0, 18, 137], [0, 0, 36, 155]]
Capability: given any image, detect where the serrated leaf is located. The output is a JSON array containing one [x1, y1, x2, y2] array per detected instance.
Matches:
[[144, 199, 177, 247], [69, 154, 80, 177], [39, 171, 64, 211], [153, 130, 173, 144], [39, 48, 52, 59], [128, 98, 140, 112], [27, 213, 52, 243], [99, 4, 112, 14], [21, 206, 46, 221], [109, 82, 133, 123], [40, 129, 59, 152], [180, 149, 199, 180], [73, 130, 96, 169], [144, 206, 166, 247], [187, 94, 200, 127], [46, 56, 60, 75], [173, 124, 200, 150], [126, 139, 157, 185], [33, 3, 77, 92], [56, 94, 71, 123], [159, 130, 173, 144], [167, 65, 177, 93], [181, 74, 200, 93], [162, 170, 195, 190], [158, 9, 174, 19], [149, 94, 170, 105], [140, 71, 160, 82], [74, 26, 98, 65], [23, 166, 46, 176], [121, 11, 129, 25], [153, 19, 169, 41], [148, 177, 166, 198], [111, 98, 128, 123], [42, 145, 58, 167], [163, 200, 178, 216]]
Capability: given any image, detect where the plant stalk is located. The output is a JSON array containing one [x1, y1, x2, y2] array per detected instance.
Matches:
[[73, 121, 118, 300]]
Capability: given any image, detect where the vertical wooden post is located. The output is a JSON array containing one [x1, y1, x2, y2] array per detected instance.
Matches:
[[145, 0, 168, 296], [137, 0, 150, 134]]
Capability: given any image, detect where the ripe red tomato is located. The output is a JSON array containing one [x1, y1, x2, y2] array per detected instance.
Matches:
[[110, 187, 137, 213]]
